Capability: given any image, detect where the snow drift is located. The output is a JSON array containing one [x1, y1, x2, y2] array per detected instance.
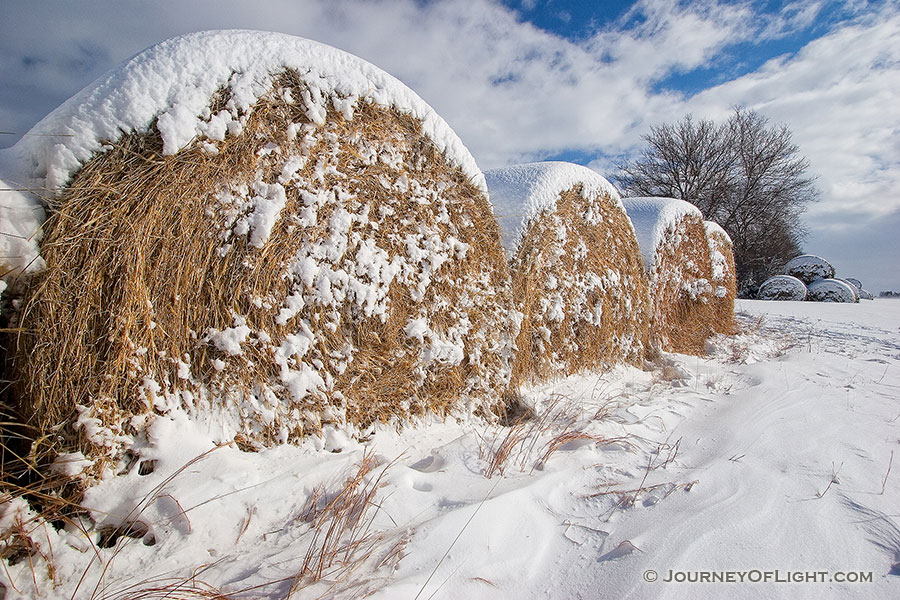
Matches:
[[2, 30, 518, 473], [485, 162, 650, 384], [623, 197, 716, 355]]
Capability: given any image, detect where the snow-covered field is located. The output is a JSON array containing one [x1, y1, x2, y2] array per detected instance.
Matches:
[[3, 298, 899, 599]]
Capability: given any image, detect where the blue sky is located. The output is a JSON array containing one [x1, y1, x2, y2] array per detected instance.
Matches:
[[1, 0, 898, 292]]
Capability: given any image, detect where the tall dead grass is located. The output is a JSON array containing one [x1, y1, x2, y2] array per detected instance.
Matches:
[[480, 394, 635, 477], [2, 446, 403, 599], [289, 452, 404, 597]]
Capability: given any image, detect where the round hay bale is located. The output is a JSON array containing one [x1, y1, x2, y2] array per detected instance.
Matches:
[[807, 279, 858, 303], [623, 197, 716, 355], [835, 278, 861, 302], [784, 254, 835, 284], [704, 221, 737, 334], [3, 31, 518, 466], [757, 275, 808, 301], [485, 162, 650, 385], [844, 277, 863, 290]]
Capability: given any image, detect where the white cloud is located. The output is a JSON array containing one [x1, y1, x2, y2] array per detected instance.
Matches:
[[687, 8, 900, 225], [0, 0, 761, 165], [758, 0, 825, 39]]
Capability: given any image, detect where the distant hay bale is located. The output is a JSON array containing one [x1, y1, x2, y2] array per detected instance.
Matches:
[[623, 197, 716, 355], [838, 277, 872, 301], [784, 254, 834, 284], [757, 275, 808, 301], [3, 31, 517, 466], [485, 162, 650, 386], [835, 278, 861, 302], [704, 221, 737, 334], [807, 279, 857, 303]]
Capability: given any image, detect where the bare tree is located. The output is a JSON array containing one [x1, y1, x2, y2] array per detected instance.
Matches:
[[618, 108, 818, 295]]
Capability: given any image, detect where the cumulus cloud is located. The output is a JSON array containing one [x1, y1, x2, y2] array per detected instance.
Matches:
[[0, 0, 772, 163], [687, 7, 900, 222]]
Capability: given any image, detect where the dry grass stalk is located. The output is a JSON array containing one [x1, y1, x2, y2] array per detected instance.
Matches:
[[882, 450, 894, 495], [535, 431, 622, 472], [290, 452, 402, 597], [705, 224, 737, 335], [89, 576, 229, 600], [1, 401, 90, 584], [588, 438, 692, 518], [510, 185, 650, 386], [481, 393, 632, 477], [5, 69, 516, 478], [644, 213, 717, 355], [482, 416, 532, 479], [2, 446, 402, 599], [481, 394, 570, 477]]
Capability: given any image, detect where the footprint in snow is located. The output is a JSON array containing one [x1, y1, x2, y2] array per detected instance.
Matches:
[[410, 454, 445, 473]]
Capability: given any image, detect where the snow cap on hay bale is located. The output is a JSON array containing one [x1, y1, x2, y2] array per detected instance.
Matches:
[[835, 278, 861, 302], [807, 279, 858, 303], [757, 275, 808, 301], [4, 30, 518, 468], [623, 197, 716, 355], [703, 221, 736, 334], [485, 162, 650, 385], [784, 254, 835, 284]]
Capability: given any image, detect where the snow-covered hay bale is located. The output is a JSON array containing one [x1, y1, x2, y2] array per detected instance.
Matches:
[[839, 277, 872, 301], [485, 162, 650, 385], [757, 275, 808, 301], [835, 279, 861, 302], [784, 254, 835, 284], [623, 197, 716, 355], [704, 221, 737, 334], [3, 31, 517, 466], [807, 279, 858, 303]]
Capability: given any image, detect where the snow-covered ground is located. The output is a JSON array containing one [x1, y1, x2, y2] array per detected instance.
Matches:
[[3, 298, 899, 599]]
